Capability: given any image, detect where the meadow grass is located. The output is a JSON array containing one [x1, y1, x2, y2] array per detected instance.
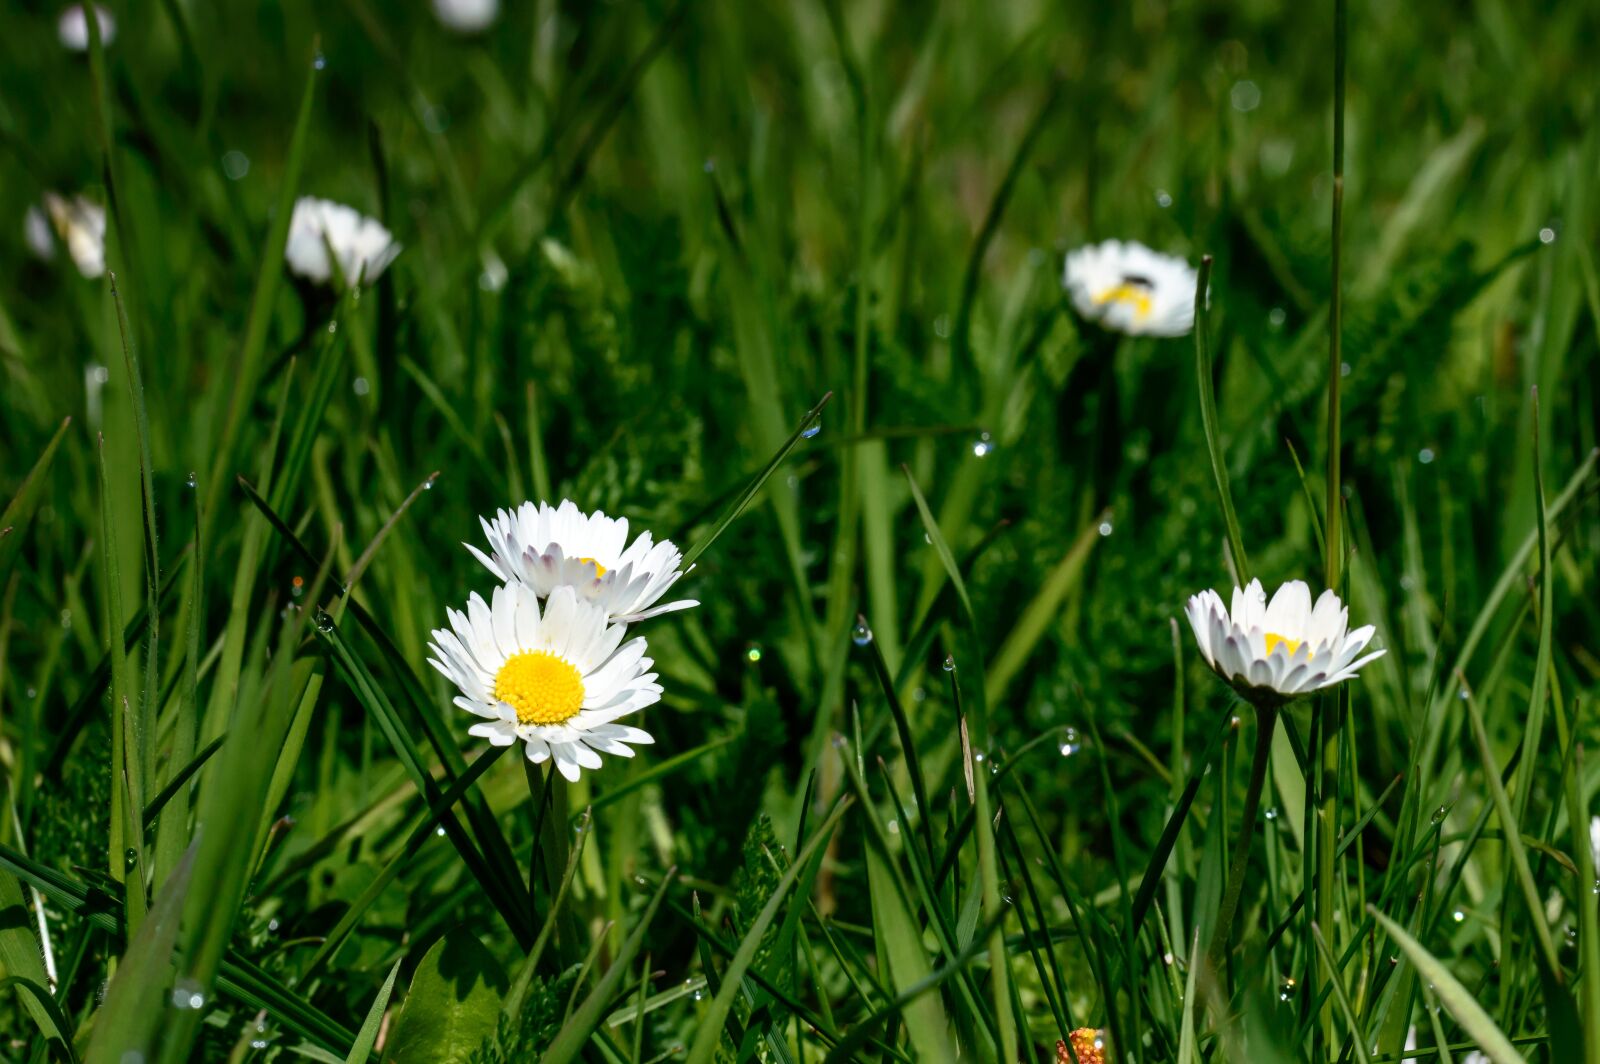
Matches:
[[1, 0, 1599, 1061]]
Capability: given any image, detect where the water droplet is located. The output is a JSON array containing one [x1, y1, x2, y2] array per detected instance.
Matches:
[[221, 150, 250, 180], [1539, 226, 1557, 245], [60, 609, 72, 628], [267, 918, 280, 932], [185, 471, 197, 488], [326, 320, 338, 334], [315, 611, 335, 633], [1340, 361, 1352, 378], [851, 622, 873, 646], [1431, 806, 1446, 824], [352, 376, 370, 396], [124, 847, 137, 870], [435, 826, 446, 837], [886, 819, 899, 835], [745, 643, 762, 663], [971, 431, 994, 457], [1453, 909, 1465, 923], [973, 751, 986, 764], [171, 980, 207, 1010], [1268, 307, 1286, 329], [942, 655, 955, 672], [801, 422, 821, 439], [1230, 80, 1262, 112], [933, 314, 950, 338], [1278, 977, 1296, 1002], [1155, 189, 1173, 208], [1058, 727, 1081, 757], [1097, 520, 1114, 537], [312, 52, 326, 70], [1591, 879, 1599, 896], [692, 989, 704, 1001], [1230, 714, 1242, 730], [1457, 688, 1469, 701], [1263, 807, 1278, 820], [1418, 447, 1435, 464]]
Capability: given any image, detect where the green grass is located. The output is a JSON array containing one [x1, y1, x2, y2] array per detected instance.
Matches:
[[2, 0, 1599, 1061]]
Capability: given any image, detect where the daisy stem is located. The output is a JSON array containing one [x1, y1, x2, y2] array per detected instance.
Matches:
[[1206, 703, 1277, 971]]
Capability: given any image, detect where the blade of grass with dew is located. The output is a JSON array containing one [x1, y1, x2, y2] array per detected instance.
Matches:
[[83, 843, 195, 1061], [973, 753, 1018, 1062], [1370, 907, 1527, 1064]]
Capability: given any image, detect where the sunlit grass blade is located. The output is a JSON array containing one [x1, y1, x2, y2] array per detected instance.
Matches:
[[344, 958, 402, 1064]]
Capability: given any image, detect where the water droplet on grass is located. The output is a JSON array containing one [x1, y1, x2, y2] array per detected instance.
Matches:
[[801, 422, 820, 439], [971, 431, 993, 457], [851, 622, 872, 646]]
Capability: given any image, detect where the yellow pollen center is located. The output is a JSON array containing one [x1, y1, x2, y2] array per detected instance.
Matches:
[[578, 556, 607, 578], [1093, 282, 1154, 321], [1265, 632, 1303, 657], [493, 651, 585, 725]]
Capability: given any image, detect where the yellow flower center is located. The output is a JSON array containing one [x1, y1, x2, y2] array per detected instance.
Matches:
[[493, 651, 585, 725], [1265, 632, 1303, 657], [1093, 282, 1154, 321], [578, 556, 607, 578]]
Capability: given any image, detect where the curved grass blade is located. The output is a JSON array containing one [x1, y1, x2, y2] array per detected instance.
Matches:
[[1192, 255, 1251, 583], [1369, 907, 1527, 1064], [0, 977, 78, 1063], [344, 959, 402, 1064], [0, 417, 70, 584]]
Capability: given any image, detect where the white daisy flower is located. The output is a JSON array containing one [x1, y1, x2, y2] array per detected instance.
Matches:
[[58, 4, 116, 51], [428, 583, 660, 782], [284, 197, 400, 288], [432, 0, 499, 33], [1184, 578, 1385, 707], [43, 192, 106, 278], [467, 499, 698, 623], [1063, 239, 1199, 337]]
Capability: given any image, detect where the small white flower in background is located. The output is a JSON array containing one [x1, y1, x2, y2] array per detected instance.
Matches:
[[24, 205, 56, 262], [428, 584, 660, 782], [1185, 578, 1385, 707], [1063, 239, 1199, 337], [432, 0, 499, 33], [58, 4, 115, 51], [1461, 1054, 1489, 1064], [283, 197, 400, 288], [1590, 816, 1600, 870], [468, 499, 699, 623], [42, 192, 107, 278]]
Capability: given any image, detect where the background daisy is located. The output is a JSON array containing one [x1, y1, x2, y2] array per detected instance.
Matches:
[[1063, 239, 1200, 336]]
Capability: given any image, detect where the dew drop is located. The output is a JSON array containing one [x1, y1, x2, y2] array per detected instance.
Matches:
[[60, 609, 72, 628], [851, 622, 873, 646], [942, 655, 955, 672], [1278, 977, 1296, 1002], [1418, 447, 1435, 464], [352, 376, 371, 396], [435, 826, 446, 837], [1155, 189, 1173, 208], [1229, 714, 1242, 729], [315, 611, 335, 633], [221, 150, 250, 181], [1058, 727, 1081, 757], [801, 422, 821, 439], [124, 847, 137, 870], [973, 751, 986, 764], [1539, 226, 1557, 245], [886, 819, 899, 835], [171, 980, 207, 1010], [971, 431, 994, 457], [1097, 520, 1114, 537], [1452, 909, 1465, 923], [312, 52, 326, 70], [185, 471, 197, 488], [1431, 806, 1446, 824], [1263, 807, 1278, 821], [326, 320, 338, 334], [1268, 306, 1287, 328], [745, 643, 762, 663]]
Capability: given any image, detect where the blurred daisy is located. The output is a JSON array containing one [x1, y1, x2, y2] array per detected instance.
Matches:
[[428, 583, 660, 782], [24, 205, 56, 262], [432, 0, 499, 33], [1063, 239, 1198, 337], [1056, 1029, 1106, 1064], [43, 193, 106, 278], [284, 197, 400, 288], [1185, 578, 1384, 707], [58, 4, 116, 51], [468, 499, 698, 623]]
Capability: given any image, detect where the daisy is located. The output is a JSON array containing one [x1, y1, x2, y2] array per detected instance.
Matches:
[[24, 205, 56, 262], [427, 583, 660, 782], [432, 0, 499, 33], [467, 499, 698, 623], [1063, 239, 1199, 337], [1184, 578, 1385, 707], [43, 193, 106, 278], [283, 197, 400, 288], [58, 4, 116, 51], [1056, 1029, 1106, 1064]]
